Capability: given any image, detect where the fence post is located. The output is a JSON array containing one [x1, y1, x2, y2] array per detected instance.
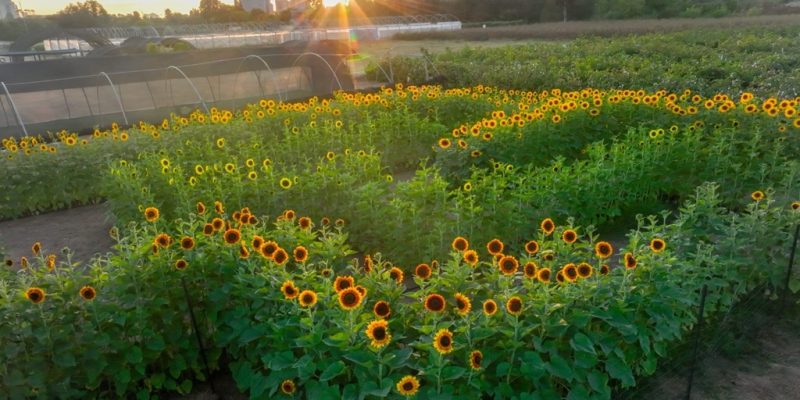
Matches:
[[0, 82, 28, 136], [180, 277, 217, 397], [685, 283, 709, 400], [781, 224, 800, 312]]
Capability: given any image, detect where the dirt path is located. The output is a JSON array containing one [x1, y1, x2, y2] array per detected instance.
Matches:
[[0, 203, 114, 265]]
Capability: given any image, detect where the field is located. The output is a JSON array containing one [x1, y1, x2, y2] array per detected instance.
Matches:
[[2, 23, 800, 400]]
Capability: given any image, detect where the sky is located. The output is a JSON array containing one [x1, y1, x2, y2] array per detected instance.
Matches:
[[17, 1, 235, 16]]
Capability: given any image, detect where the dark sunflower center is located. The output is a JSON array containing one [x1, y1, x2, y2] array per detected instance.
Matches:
[[654, 241, 664, 249], [486, 304, 495, 312], [567, 269, 577, 278], [343, 292, 356, 305], [403, 382, 413, 391], [502, 260, 514, 271], [285, 287, 296, 295], [428, 297, 443, 310], [510, 300, 521, 311], [376, 304, 389, 315], [457, 299, 466, 309], [473, 354, 482, 365], [302, 294, 313, 303], [373, 327, 386, 340], [439, 336, 451, 347], [30, 293, 41, 301]]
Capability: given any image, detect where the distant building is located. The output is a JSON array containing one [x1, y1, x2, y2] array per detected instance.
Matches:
[[241, 0, 274, 13], [0, 0, 19, 20], [275, 0, 306, 13]]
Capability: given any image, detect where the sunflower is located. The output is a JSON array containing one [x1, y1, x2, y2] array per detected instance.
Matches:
[[452, 236, 469, 252], [293, 246, 308, 263], [338, 287, 363, 310], [320, 217, 331, 226], [31, 242, 41, 255], [415, 263, 432, 280], [281, 281, 299, 300], [563, 264, 579, 282], [273, 248, 289, 265], [483, 299, 498, 316], [498, 255, 519, 276], [223, 229, 241, 245], [542, 251, 555, 262], [600, 264, 610, 275], [280, 379, 295, 395], [595, 241, 613, 259], [455, 293, 472, 316], [541, 218, 556, 235], [463, 250, 479, 267], [523, 261, 538, 279], [214, 201, 224, 214], [536, 268, 551, 283], [211, 218, 225, 231], [298, 290, 317, 307], [424, 293, 446, 313], [283, 210, 296, 221], [486, 239, 504, 255], [79, 286, 96, 301], [365, 319, 391, 348], [321, 268, 332, 278], [792, 201, 800, 211], [363, 255, 374, 273], [438, 138, 452, 149], [562, 229, 578, 244], [751, 190, 765, 201], [26, 287, 45, 304], [260, 241, 278, 259], [180, 237, 195, 251], [506, 296, 523, 316], [175, 259, 188, 270], [469, 350, 483, 371], [196, 202, 206, 215], [556, 270, 565, 284], [20, 257, 28, 268], [154, 233, 172, 248], [279, 178, 293, 190], [334, 275, 355, 292], [144, 207, 160, 222], [295, 216, 312, 230], [396, 375, 420, 396], [624, 252, 638, 269], [252, 236, 265, 250], [524, 240, 540, 255], [389, 267, 404, 284], [433, 328, 454, 355], [577, 263, 593, 278], [649, 238, 666, 253], [239, 244, 250, 259], [374, 300, 391, 318], [335, 218, 345, 227], [356, 285, 368, 298]]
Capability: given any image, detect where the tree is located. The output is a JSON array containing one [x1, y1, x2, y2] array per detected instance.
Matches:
[[50, 1, 111, 28]]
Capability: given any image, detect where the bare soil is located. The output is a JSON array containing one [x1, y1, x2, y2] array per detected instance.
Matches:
[[0, 203, 114, 265]]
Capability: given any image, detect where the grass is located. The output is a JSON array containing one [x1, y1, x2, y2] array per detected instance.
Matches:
[[393, 14, 800, 41]]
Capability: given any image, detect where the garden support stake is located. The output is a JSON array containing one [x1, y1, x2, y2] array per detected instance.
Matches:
[[685, 284, 708, 400], [781, 224, 799, 313], [181, 276, 218, 398]]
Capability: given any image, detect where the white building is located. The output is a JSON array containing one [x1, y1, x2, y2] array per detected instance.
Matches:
[[240, 0, 274, 13], [0, 0, 19, 20]]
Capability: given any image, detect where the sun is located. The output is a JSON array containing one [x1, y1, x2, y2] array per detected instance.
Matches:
[[323, 0, 349, 7]]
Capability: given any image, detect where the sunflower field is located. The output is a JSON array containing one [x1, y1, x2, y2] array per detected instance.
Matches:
[[2, 27, 800, 399]]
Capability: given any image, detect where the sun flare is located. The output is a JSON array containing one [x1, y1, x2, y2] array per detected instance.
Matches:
[[323, 0, 349, 7]]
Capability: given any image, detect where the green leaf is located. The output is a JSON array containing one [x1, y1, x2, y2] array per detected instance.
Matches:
[[53, 352, 77, 368], [343, 350, 373, 367], [587, 369, 609, 395], [239, 326, 267, 344], [145, 335, 166, 352], [126, 347, 143, 364], [177, 379, 192, 394], [385, 347, 413, 369], [442, 366, 466, 381], [566, 383, 590, 400], [605, 354, 635, 387], [320, 361, 346, 381], [546, 353, 574, 381], [570, 332, 596, 355]]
